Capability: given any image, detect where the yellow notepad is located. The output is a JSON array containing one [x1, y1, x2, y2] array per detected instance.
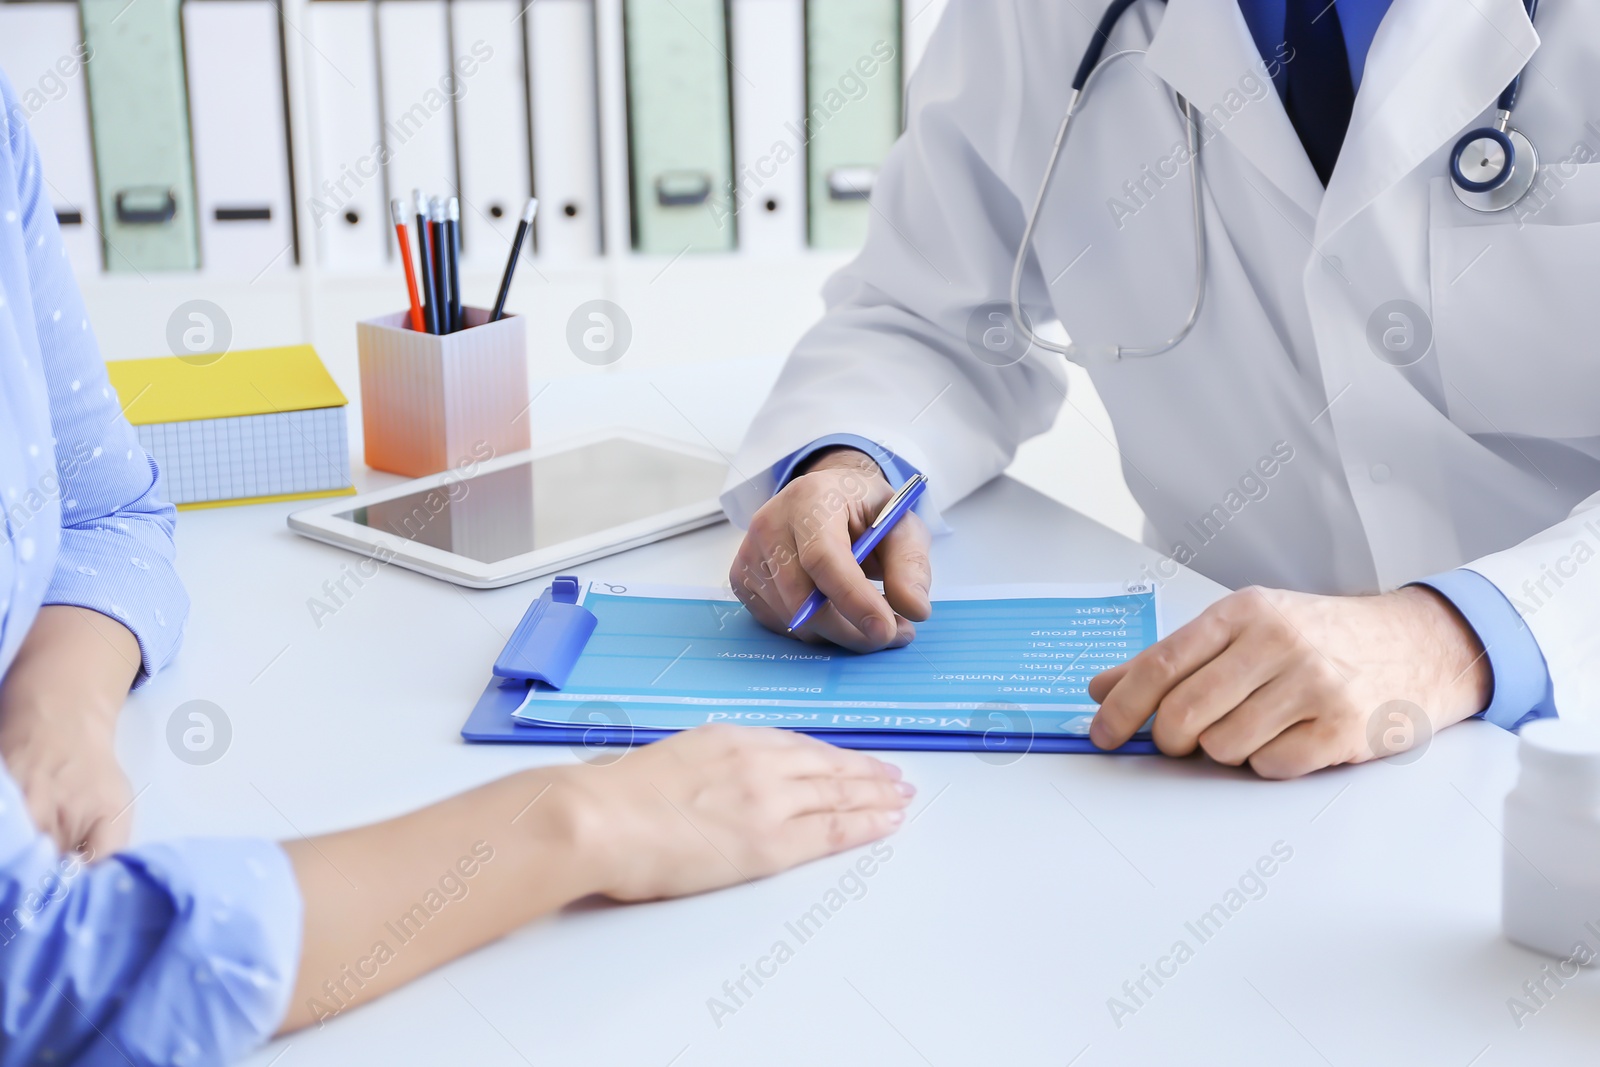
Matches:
[[106, 345, 355, 508]]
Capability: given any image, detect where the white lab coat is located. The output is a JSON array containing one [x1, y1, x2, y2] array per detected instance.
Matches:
[[724, 0, 1600, 717]]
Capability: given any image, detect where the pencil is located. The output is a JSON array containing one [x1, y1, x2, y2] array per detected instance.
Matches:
[[445, 196, 462, 334], [491, 197, 537, 322], [390, 199, 425, 332], [429, 197, 449, 335], [413, 190, 438, 334]]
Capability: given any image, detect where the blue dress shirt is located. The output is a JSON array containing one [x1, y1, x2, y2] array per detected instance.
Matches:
[[1236, 0, 1394, 92], [0, 72, 302, 1064], [776, 0, 1556, 732]]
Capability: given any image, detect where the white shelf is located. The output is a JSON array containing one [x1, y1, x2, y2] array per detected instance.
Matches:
[[77, 0, 859, 373]]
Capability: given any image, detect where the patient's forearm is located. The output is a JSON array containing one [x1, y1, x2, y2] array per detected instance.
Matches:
[[277, 725, 910, 1033], [278, 767, 593, 1032], [0, 605, 140, 725]]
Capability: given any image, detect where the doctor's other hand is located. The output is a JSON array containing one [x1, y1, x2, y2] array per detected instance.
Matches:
[[568, 724, 912, 901], [1087, 586, 1492, 778], [730, 447, 932, 652]]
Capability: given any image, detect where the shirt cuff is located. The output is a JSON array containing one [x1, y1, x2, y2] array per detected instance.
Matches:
[[773, 434, 922, 494], [721, 433, 949, 534], [106, 839, 304, 1064], [1412, 569, 1555, 731], [44, 524, 188, 689]]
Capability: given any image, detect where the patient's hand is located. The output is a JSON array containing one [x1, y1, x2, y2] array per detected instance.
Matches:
[[279, 722, 914, 1032], [1087, 585, 1492, 778], [0, 605, 141, 855], [730, 447, 931, 652], [564, 724, 913, 901], [1, 702, 131, 855]]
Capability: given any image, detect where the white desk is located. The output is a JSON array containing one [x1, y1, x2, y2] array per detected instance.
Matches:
[[119, 435, 1593, 1066]]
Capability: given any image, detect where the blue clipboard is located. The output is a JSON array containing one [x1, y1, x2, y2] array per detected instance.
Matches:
[[461, 576, 1159, 755], [462, 676, 1156, 753]]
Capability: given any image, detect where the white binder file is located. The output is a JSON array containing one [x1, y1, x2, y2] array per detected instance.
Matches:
[[527, 0, 602, 259], [450, 0, 532, 268], [729, 0, 805, 255], [306, 0, 387, 270], [377, 0, 457, 243], [0, 3, 101, 275], [183, 0, 296, 276]]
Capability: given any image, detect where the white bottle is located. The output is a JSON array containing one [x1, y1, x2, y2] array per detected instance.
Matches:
[[1503, 718, 1600, 960]]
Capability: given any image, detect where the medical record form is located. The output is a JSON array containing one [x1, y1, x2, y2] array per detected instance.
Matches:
[[512, 582, 1162, 738]]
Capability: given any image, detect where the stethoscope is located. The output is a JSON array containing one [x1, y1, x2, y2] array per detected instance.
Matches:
[[1450, 0, 1540, 212], [1009, 0, 1541, 365]]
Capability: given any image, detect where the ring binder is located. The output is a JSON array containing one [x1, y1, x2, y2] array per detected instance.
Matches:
[[82, 0, 201, 270]]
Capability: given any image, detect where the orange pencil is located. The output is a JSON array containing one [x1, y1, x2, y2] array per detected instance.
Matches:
[[390, 199, 425, 332]]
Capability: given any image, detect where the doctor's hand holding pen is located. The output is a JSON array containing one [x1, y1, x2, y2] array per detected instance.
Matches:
[[733, 447, 1493, 780], [730, 446, 933, 654]]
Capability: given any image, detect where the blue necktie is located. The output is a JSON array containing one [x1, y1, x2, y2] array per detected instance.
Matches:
[[1282, 0, 1356, 185]]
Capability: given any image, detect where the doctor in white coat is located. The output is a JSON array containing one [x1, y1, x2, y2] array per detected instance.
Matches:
[[723, 0, 1598, 777]]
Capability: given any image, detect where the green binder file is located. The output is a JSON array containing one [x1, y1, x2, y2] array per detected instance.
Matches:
[[623, 0, 735, 253], [805, 0, 901, 250], [81, 0, 200, 271]]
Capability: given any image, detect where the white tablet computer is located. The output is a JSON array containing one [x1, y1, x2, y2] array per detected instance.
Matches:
[[287, 430, 729, 588]]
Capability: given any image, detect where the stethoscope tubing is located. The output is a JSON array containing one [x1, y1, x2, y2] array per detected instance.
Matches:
[[1011, 0, 1538, 367], [1008, 47, 1207, 364]]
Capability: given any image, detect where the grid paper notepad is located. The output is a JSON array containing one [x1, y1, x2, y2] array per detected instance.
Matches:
[[107, 345, 354, 507], [133, 407, 351, 505]]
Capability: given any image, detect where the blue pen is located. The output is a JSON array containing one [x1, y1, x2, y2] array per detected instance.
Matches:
[[787, 473, 929, 634]]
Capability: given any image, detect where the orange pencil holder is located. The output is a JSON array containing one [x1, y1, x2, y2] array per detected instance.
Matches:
[[356, 307, 531, 477]]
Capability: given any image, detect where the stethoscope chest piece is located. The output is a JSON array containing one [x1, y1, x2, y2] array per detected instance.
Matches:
[[1451, 122, 1539, 212], [1448, 0, 1541, 212]]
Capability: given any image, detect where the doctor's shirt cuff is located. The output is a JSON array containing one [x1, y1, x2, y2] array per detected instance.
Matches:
[[773, 434, 923, 493], [1412, 569, 1555, 731]]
